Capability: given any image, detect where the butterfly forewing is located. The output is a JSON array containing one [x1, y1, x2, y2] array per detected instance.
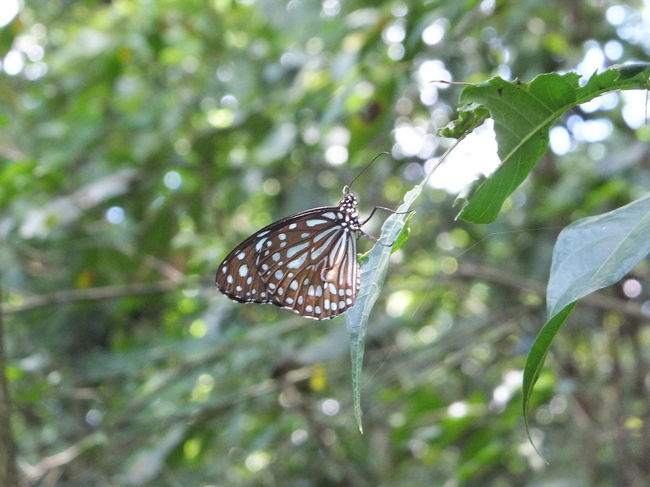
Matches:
[[216, 227, 277, 304], [216, 194, 362, 320]]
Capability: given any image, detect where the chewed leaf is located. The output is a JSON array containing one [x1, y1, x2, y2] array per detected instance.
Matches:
[[438, 103, 490, 139], [451, 64, 650, 224]]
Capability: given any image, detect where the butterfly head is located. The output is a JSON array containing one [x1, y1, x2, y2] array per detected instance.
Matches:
[[339, 190, 358, 212]]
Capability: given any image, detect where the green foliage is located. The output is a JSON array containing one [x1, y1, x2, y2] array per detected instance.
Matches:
[[347, 188, 419, 432], [546, 193, 650, 317], [453, 64, 650, 223], [523, 193, 650, 441], [2, 0, 650, 486]]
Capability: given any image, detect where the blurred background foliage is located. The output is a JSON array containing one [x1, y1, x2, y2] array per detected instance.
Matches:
[[1, 0, 650, 485]]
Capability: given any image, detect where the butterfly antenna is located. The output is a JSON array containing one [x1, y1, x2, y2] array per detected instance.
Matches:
[[344, 152, 390, 193]]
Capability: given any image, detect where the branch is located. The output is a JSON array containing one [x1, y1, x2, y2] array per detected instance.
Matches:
[[1, 281, 178, 315], [19, 433, 105, 484], [455, 262, 648, 320]]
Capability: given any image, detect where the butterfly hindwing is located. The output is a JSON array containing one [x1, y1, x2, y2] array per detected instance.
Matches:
[[256, 217, 360, 319]]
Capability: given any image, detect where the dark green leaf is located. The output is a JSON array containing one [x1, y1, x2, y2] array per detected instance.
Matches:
[[455, 64, 650, 223]]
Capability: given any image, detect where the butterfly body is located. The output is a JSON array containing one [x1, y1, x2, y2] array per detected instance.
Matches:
[[216, 191, 363, 320]]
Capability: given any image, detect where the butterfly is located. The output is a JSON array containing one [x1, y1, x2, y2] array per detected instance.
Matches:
[[216, 186, 393, 320]]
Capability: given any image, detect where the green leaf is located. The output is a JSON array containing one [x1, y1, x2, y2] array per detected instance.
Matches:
[[522, 302, 576, 455], [356, 211, 414, 264], [345, 185, 422, 432], [389, 210, 415, 253], [523, 192, 650, 449], [455, 63, 650, 224], [546, 193, 650, 317], [437, 103, 490, 139]]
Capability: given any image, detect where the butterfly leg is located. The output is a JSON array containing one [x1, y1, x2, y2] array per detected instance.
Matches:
[[361, 206, 413, 226], [360, 230, 398, 248], [360, 207, 415, 247]]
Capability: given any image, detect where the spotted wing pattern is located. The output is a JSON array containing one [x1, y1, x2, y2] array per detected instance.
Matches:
[[216, 193, 362, 320]]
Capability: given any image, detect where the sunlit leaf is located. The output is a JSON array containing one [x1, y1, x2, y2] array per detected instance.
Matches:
[[523, 193, 650, 449], [455, 63, 650, 223]]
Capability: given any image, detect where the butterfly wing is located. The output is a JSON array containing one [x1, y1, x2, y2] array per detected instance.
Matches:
[[216, 206, 360, 319], [216, 229, 276, 304]]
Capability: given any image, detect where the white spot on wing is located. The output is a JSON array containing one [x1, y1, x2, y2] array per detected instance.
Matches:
[[329, 233, 347, 267], [237, 252, 245, 260], [306, 219, 328, 227], [287, 254, 307, 269], [311, 232, 338, 260], [238, 264, 248, 277], [312, 226, 338, 243], [287, 242, 308, 258], [289, 223, 297, 230]]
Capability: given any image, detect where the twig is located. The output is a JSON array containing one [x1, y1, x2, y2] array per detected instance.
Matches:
[[455, 262, 648, 320], [1, 281, 178, 315], [19, 433, 105, 484]]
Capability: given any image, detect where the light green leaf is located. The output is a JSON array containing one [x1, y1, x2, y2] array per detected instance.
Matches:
[[523, 192, 650, 449], [546, 193, 650, 317], [345, 185, 422, 432]]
